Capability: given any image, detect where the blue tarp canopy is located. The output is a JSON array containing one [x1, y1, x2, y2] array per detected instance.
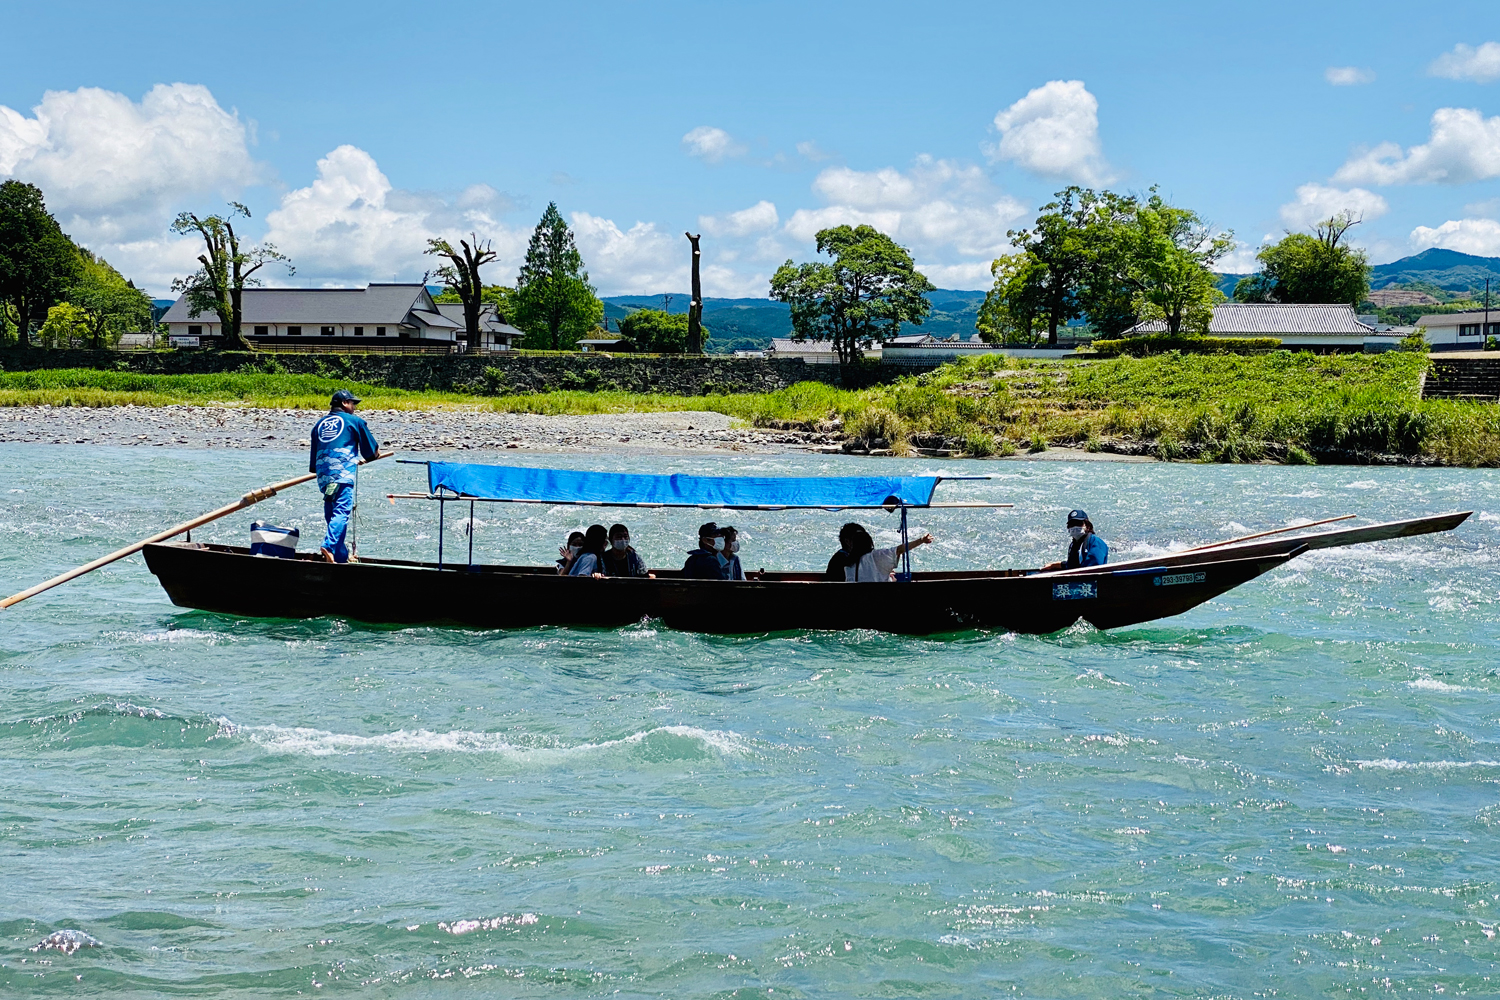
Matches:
[[426, 462, 940, 509]]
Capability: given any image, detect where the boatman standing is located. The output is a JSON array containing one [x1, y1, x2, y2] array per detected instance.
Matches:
[[309, 389, 380, 563]]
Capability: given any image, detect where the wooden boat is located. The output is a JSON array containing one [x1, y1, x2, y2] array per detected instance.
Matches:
[[141, 502, 1471, 636]]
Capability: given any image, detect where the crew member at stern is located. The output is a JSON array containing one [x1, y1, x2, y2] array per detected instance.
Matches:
[[1043, 509, 1108, 571], [309, 389, 380, 563]]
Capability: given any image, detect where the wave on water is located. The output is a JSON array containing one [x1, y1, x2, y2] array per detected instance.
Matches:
[[1407, 677, 1476, 694], [1353, 758, 1500, 770], [222, 720, 753, 759]]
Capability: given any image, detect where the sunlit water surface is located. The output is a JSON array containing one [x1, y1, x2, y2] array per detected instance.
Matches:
[[2, 444, 1499, 998]]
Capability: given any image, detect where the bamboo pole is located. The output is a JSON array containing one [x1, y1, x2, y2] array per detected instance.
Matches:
[[1180, 514, 1355, 553], [1, 451, 393, 610]]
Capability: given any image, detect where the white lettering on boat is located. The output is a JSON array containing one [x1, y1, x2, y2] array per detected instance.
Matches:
[[1052, 582, 1096, 600], [1153, 572, 1207, 587]]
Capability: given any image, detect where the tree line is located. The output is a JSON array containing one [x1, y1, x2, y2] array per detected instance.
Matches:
[[0, 181, 154, 349]]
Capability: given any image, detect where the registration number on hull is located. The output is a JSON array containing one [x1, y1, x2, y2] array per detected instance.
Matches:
[[1154, 571, 1207, 587]]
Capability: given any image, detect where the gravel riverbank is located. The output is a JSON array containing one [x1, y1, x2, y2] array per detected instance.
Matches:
[[0, 405, 836, 454]]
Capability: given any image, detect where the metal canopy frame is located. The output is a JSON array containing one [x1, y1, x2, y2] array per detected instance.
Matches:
[[390, 461, 1011, 576]]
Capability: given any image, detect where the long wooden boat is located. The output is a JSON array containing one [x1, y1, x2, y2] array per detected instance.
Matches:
[[141, 510, 1471, 636]]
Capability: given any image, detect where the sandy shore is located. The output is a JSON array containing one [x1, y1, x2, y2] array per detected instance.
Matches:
[[0, 404, 1156, 461]]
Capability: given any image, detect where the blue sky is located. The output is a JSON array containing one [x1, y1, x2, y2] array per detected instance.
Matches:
[[2, 0, 1498, 296]]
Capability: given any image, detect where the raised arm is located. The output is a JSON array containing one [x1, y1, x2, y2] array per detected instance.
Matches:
[[897, 533, 934, 556]]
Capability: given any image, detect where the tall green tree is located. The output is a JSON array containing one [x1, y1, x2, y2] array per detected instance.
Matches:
[[425, 233, 497, 351], [769, 224, 934, 363], [0, 180, 81, 349], [1234, 213, 1371, 307], [70, 250, 154, 349], [976, 253, 1045, 345], [511, 203, 603, 350], [618, 308, 697, 353], [1129, 195, 1235, 335], [170, 203, 291, 351], [1004, 187, 1118, 345]]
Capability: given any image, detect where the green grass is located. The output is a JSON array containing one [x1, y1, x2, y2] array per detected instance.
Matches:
[[4, 354, 1498, 465]]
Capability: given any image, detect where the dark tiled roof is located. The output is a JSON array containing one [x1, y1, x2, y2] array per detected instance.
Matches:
[[1129, 303, 1376, 336], [161, 284, 428, 325]]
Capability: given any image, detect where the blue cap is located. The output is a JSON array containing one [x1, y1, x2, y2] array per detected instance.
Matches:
[[330, 389, 362, 405], [1066, 509, 1090, 524]]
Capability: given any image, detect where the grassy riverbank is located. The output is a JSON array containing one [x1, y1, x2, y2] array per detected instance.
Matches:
[[3, 354, 1497, 465]]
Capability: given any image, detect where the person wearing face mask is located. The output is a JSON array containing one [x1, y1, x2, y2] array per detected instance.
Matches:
[[567, 524, 609, 577], [1043, 509, 1108, 571], [718, 525, 746, 581], [601, 523, 652, 578], [682, 522, 730, 580], [557, 530, 586, 575]]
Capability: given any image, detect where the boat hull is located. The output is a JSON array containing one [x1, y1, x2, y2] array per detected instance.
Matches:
[[141, 543, 1293, 635]]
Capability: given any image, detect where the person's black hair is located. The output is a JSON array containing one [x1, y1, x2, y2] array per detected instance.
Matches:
[[838, 522, 874, 558], [566, 530, 587, 546], [720, 525, 737, 537], [582, 524, 609, 556], [609, 523, 629, 538]]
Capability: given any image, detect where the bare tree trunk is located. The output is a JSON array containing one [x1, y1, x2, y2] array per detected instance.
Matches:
[[15, 297, 31, 349], [685, 233, 703, 354]]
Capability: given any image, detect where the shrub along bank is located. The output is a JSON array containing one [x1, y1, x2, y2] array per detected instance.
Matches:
[[2, 350, 1496, 466]]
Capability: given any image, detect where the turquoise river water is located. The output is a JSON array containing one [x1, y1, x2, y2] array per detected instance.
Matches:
[[2, 443, 1499, 998]]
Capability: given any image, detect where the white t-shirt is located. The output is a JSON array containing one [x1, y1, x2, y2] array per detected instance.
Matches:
[[844, 545, 901, 582]]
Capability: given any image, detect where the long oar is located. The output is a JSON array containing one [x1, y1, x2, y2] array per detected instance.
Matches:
[[1, 451, 392, 610], [1180, 513, 1355, 553]]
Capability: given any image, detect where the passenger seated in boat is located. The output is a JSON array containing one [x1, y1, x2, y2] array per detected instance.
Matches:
[[557, 530, 586, 575], [602, 523, 652, 578], [717, 526, 747, 581], [1043, 509, 1108, 571], [824, 522, 934, 582], [568, 525, 609, 577], [682, 523, 729, 580]]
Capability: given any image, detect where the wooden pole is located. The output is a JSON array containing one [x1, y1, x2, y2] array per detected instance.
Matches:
[[1180, 514, 1355, 553], [684, 232, 703, 355], [0, 451, 392, 610]]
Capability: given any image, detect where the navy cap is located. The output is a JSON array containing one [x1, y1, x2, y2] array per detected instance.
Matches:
[[331, 389, 362, 405], [698, 522, 720, 538], [1066, 509, 1090, 524]]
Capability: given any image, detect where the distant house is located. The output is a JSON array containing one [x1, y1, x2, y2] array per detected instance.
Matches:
[[433, 302, 525, 351], [161, 284, 520, 350], [882, 333, 1077, 365], [767, 338, 882, 364], [1413, 310, 1500, 350], [1126, 303, 1389, 351]]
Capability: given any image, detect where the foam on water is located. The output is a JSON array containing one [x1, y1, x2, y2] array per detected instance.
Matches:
[[226, 720, 754, 759]]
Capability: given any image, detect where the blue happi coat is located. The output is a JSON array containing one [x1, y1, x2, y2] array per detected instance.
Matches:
[[309, 410, 380, 489]]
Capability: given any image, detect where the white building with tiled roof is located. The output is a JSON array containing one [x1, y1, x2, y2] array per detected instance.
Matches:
[[1127, 303, 1393, 350], [161, 284, 522, 349], [1412, 310, 1500, 350]]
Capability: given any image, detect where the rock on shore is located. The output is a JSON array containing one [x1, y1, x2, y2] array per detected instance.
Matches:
[[0, 405, 833, 454]]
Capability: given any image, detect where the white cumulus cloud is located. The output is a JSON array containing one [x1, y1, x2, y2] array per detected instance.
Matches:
[[681, 126, 746, 164], [1334, 107, 1500, 185], [1278, 183, 1389, 230], [262, 145, 523, 286], [698, 200, 778, 238], [1325, 66, 1376, 86], [0, 83, 267, 290], [1410, 217, 1500, 255], [989, 80, 1111, 185], [776, 155, 1028, 288], [1429, 42, 1500, 83]]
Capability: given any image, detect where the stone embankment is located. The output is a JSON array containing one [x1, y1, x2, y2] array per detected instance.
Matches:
[[0, 349, 900, 393]]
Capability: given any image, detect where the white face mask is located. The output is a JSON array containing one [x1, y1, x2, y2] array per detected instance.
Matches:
[[612, 538, 628, 550], [727, 540, 740, 554], [711, 536, 725, 552], [568, 545, 582, 556], [1068, 525, 1086, 540]]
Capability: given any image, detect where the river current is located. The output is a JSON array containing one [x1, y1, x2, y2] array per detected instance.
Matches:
[[2, 443, 1498, 998]]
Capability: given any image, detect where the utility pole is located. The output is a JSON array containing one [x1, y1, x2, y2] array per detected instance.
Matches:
[[1485, 277, 1491, 345], [684, 232, 703, 354]]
